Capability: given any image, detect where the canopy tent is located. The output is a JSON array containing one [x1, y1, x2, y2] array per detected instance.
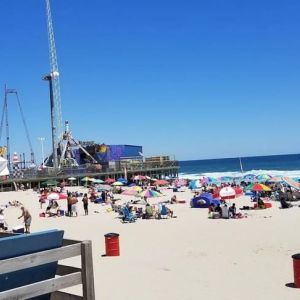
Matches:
[[191, 193, 221, 208]]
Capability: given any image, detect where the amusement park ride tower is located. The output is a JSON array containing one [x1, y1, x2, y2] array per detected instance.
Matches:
[[44, 0, 96, 169]]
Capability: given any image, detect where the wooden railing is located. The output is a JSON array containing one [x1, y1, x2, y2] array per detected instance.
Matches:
[[0, 238, 95, 300]]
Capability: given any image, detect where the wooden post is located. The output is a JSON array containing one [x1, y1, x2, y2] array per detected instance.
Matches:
[[81, 241, 95, 300]]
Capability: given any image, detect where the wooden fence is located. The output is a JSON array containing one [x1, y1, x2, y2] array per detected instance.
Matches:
[[0, 238, 95, 300]]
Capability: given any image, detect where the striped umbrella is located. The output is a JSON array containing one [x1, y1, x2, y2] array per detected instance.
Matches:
[[268, 176, 283, 183], [245, 183, 272, 192], [282, 177, 300, 190], [243, 174, 256, 181], [138, 189, 163, 198]]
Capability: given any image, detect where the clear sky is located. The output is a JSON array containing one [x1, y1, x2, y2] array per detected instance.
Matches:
[[0, 0, 300, 163]]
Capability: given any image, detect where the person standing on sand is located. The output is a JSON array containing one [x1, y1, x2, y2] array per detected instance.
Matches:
[[18, 206, 32, 233], [67, 193, 72, 216], [82, 193, 89, 215]]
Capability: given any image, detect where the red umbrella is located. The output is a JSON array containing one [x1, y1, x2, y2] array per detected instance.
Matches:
[[219, 187, 236, 200], [105, 178, 115, 184], [154, 180, 169, 186]]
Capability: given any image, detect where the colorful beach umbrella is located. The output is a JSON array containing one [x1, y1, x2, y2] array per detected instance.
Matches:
[[138, 189, 163, 198], [268, 176, 283, 183], [121, 186, 142, 196], [255, 174, 272, 182], [282, 177, 300, 190], [174, 178, 187, 187], [200, 177, 219, 184], [80, 177, 90, 182], [245, 183, 272, 192]]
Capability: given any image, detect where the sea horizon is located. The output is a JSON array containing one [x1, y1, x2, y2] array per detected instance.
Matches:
[[178, 153, 300, 179]]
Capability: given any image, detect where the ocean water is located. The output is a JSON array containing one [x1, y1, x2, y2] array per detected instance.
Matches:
[[179, 153, 300, 179]]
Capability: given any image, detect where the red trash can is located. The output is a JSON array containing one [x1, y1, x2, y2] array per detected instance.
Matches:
[[292, 254, 300, 287], [104, 233, 120, 256]]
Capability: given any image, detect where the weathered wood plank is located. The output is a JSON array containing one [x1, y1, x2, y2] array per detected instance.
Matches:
[[0, 272, 82, 300], [0, 243, 81, 275], [56, 264, 81, 276], [51, 291, 83, 300], [63, 239, 82, 246], [81, 241, 96, 300]]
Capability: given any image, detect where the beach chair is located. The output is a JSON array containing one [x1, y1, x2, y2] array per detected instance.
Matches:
[[122, 207, 137, 223], [0, 229, 64, 300]]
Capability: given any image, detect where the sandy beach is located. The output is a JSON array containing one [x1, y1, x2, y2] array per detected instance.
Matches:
[[1, 187, 300, 300]]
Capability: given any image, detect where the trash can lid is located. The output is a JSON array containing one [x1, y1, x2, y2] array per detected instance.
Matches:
[[292, 253, 300, 260], [104, 233, 119, 238]]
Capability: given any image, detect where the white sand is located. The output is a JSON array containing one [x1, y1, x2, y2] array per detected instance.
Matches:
[[1, 187, 300, 300]]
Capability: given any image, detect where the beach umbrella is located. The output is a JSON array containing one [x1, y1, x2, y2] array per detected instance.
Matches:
[[255, 174, 272, 182], [154, 179, 169, 186], [94, 179, 104, 184], [133, 175, 146, 180], [282, 177, 300, 190], [112, 181, 124, 186], [189, 180, 201, 189], [268, 176, 283, 183], [41, 179, 58, 186], [105, 178, 115, 184], [245, 183, 272, 192], [243, 174, 256, 181], [121, 186, 142, 196], [219, 186, 236, 200], [138, 189, 163, 198], [47, 193, 59, 200], [80, 177, 90, 182], [174, 178, 187, 187], [117, 177, 127, 184], [68, 177, 76, 181], [201, 177, 219, 184], [97, 184, 112, 191]]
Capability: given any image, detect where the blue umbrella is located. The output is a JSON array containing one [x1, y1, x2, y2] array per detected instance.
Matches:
[[117, 177, 128, 184], [243, 174, 256, 181]]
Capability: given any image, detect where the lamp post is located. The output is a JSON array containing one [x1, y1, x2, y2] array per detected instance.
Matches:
[[38, 137, 45, 167], [43, 72, 59, 169]]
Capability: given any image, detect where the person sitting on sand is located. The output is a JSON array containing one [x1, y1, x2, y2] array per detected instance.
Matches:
[[213, 204, 222, 219], [221, 203, 229, 219], [171, 195, 177, 204], [46, 200, 60, 217], [144, 203, 154, 219], [257, 197, 265, 209], [279, 191, 292, 209], [229, 203, 237, 218]]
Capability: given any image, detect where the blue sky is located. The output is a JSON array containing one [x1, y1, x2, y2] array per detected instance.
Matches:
[[0, 0, 300, 162]]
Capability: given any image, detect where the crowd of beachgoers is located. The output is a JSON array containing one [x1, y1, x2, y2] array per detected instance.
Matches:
[[1, 174, 299, 233]]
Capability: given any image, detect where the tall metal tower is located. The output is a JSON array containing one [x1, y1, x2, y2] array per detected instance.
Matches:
[[45, 0, 63, 155]]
